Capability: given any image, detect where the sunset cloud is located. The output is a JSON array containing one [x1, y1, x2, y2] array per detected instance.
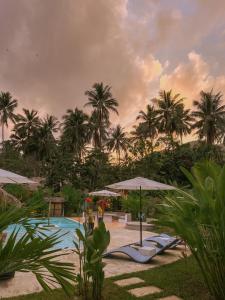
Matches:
[[0, 0, 225, 137]]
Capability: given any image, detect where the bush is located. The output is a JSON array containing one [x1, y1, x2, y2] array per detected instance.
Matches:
[[62, 185, 83, 215], [158, 161, 225, 299]]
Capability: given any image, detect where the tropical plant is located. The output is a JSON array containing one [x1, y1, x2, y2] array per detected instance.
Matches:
[[192, 90, 225, 144], [74, 221, 110, 300], [12, 109, 41, 156], [154, 90, 188, 140], [85, 82, 118, 150], [0, 92, 18, 143], [61, 108, 89, 160], [36, 115, 58, 160], [158, 161, 225, 300], [136, 104, 159, 141], [0, 201, 75, 294], [107, 125, 129, 164]]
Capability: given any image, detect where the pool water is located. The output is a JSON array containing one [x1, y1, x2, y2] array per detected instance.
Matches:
[[6, 217, 83, 249]]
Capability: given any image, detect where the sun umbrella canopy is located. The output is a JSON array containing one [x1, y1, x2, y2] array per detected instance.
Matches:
[[0, 169, 36, 184], [106, 177, 175, 191], [89, 189, 120, 197]]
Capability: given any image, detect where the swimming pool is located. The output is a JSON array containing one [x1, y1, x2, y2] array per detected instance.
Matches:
[[6, 217, 83, 249]]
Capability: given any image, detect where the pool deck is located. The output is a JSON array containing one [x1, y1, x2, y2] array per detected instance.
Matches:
[[0, 221, 188, 298]]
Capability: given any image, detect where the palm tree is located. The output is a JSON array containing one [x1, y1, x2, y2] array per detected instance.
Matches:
[[88, 111, 109, 150], [61, 108, 89, 160], [192, 90, 225, 144], [0, 92, 18, 143], [12, 109, 41, 156], [85, 82, 118, 150], [14, 109, 41, 139], [136, 104, 159, 141], [37, 115, 59, 160], [174, 106, 193, 143], [107, 125, 129, 164], [154, 90, 184, 138]]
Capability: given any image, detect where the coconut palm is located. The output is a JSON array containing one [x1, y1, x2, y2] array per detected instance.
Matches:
[[14, 109, 41, 139], [154, 90, 184, 138], [136, 104, 159, 141], [85, 82, 118, 150], [61, 108, 89, 160], [192, 90, 225, 144], [174, 106, 193, 143], [0, 92, 18, 143], [88, 111, 108, 150], [107, 125, 129, 164], [37, 115, 59, 160]]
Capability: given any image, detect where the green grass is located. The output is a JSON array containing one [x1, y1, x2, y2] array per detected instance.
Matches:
[[3, 256, 213, 300]]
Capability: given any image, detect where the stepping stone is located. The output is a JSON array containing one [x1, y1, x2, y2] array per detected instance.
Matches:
[[158, 296, 183, 300], [128, 286, 162, 297], [114, 277, 145, 287]]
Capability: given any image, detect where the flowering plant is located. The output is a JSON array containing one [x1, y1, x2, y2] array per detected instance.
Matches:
[[97, 199, 110, 210], [85, 197, 93, 203]]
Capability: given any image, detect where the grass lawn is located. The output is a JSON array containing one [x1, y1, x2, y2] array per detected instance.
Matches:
[[3, 256, 213, 300]]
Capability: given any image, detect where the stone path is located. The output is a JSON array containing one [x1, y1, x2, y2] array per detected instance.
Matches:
[[114, 276, 183, 299]]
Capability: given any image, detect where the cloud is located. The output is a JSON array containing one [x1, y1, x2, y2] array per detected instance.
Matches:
[[160, 51, 225, 107], [0, 0, 162, 128]]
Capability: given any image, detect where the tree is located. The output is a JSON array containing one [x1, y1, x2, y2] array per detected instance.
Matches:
[[85, 82, 118, 150], [136, 104, 159, 141], [12, 109, 41, 156], [154, 90, 185, 139], [192, 90, 225, 144], [174, 105, 193, 143], [36, 115, 59, 160], [107, 125, 129, 164], [61, 108, 89, 160], [0, 92, 17, 143]]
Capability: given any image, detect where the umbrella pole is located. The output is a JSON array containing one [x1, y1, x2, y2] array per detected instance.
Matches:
[[139, 186, 142, 247]]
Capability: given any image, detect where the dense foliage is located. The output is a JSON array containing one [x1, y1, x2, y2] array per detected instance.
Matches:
[[158, 161, 225, 300], [0, 85, 225, 192]]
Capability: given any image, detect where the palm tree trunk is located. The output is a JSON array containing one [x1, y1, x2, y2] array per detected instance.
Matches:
[[1, 122, 4, 144]]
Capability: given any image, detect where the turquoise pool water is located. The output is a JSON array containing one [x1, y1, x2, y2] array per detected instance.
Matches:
[[6, 217, 83, 249]]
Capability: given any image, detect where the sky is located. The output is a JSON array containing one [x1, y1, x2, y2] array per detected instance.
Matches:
[[1, 0, 225, 137]]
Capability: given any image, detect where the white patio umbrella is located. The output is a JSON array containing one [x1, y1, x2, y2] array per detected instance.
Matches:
[[89, 190, 120, 197], [0, 168, 36, 184], [106, 177, 175, 246]]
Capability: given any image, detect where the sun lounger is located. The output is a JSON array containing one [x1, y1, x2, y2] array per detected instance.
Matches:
[[103, 244, 158, 264], [144, 234, 180, 249]]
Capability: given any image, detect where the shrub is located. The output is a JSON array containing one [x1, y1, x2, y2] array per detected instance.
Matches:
[[158, 161, 225, 300], [62, 185, 83, 215]]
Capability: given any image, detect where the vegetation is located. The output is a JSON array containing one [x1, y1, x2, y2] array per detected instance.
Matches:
[[0, 200, 75, 294], [74, 222, 110, 300], [2, 256, 213, 300], [0, 85, 224, 193], [158, 161, 225, 300]]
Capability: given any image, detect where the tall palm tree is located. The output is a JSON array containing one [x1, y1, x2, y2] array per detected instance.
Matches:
[[154, 90, 184, 138], [192, 90, 225, 144], [175, 106, 193, 143], [85, 82, 118, 150], [14, 109, 41, 139], [107, 125, 129, 164], [0, 92, 18, 143], [12, 109, 41, 156], [136, 104, 159, 141], [61, 108, 89, 160], [37, 115, 59, 160]]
